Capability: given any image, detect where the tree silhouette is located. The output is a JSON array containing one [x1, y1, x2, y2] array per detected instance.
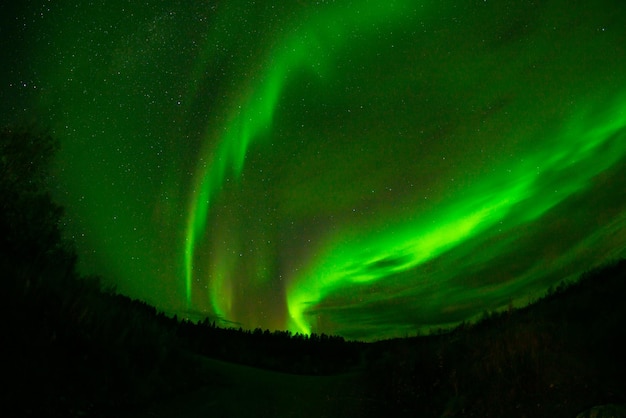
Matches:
[[0, 127, 70, 264]]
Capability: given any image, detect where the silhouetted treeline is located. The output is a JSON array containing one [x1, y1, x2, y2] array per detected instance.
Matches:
[[0, 128, 361, 417], [3, 127, 625, 417], [361, 259, 626, 417], [176, 319, 361, 375], [1, 129, 206, 416]]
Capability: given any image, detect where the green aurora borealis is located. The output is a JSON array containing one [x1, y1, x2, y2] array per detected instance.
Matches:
[[3, 0, 626, 340]]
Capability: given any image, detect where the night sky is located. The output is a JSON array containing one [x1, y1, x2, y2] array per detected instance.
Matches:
[[2, 0, 626, 341]]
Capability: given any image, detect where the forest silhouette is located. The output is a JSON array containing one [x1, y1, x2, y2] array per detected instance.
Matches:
[[1, 128, 625, 417]]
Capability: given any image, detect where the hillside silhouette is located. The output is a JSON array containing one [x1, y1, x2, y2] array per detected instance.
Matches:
[[2, 128, 625, 417]]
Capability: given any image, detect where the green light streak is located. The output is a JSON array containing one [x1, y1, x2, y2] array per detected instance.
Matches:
[[21, 0, 626, 340], [184, 0, 425, 307], [210, 267, 233, 321], [287, 93, 626, 334]]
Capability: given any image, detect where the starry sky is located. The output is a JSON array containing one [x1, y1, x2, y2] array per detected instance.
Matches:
[[2, 0, 626, 341]]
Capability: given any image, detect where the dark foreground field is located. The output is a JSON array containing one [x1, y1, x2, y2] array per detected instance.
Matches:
[[113, 357, 372, 418], [115, 262, 626, 418], [6, 259, 626, 417]]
